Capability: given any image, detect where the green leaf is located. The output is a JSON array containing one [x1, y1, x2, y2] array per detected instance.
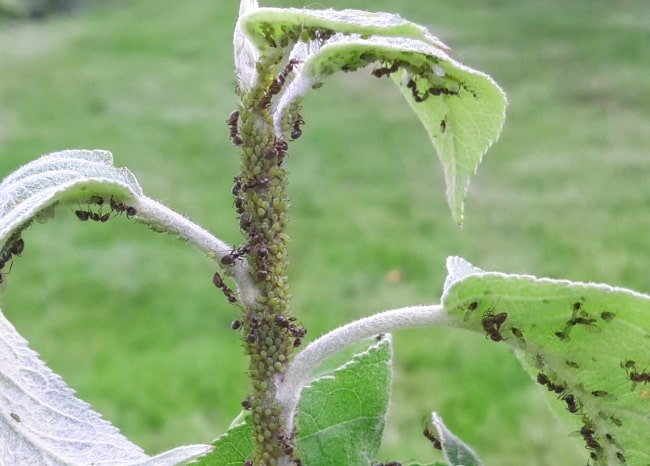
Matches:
[[296, 335, 392, 466], [242, 7, 506, 224], [288, 34, 506, 224], [442, 257, 650, 466], [432, 412, 483, 466], [192, 414, 255, 466]]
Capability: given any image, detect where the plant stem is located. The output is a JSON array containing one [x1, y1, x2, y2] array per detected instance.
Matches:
[[135, 196, 259, 306]]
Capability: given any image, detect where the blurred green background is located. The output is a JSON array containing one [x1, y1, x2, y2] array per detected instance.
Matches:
[[0, 0, 648, 465]]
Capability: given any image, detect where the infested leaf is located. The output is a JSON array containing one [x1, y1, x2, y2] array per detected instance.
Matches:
[[0, 149, 142, 250], [240, 7, 448, 54], [237, 6, 505, 223], [442, 256, 650, 466]]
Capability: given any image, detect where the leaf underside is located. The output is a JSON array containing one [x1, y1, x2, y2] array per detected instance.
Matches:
[[442, 257, 650, 466]]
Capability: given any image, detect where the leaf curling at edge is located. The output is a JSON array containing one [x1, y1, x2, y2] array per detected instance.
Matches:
[[441, 256, 650, 466], [239, 7, 449, 55], [0, 149, 142, 247], [272, 34, 505, 225]]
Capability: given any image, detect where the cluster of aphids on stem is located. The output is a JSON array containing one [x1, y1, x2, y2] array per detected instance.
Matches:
[[257, 59, 301, 111], [74, 196, 137, 223], [0, 233, 24, 285], [242, 430, 302, 466]]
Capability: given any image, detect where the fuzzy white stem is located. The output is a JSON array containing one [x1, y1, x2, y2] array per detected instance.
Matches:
[[277, 303, 449, 433], [134, 196, 259, 306]]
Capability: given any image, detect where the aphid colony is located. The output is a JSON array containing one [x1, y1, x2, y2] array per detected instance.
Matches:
[[74, 195, 137, 223], [226, 61, 306, 149], [469, 298, 629, 464]]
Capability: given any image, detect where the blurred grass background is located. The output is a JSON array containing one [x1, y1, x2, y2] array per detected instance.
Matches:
[[0, 0, 648, 465]]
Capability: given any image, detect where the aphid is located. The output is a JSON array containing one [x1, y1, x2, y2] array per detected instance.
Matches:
[[573, 301, 583, 312], [407, 79, 429, 102], [616, 451, 626, 463], [423, 425, 442, 450], [620, 359, 650, 388], [231, 319, 243, 331], [227, 110, 243, 146], [371, 61, 398, 78], [10, 412, 20, 422], [440, 118, 447, 133], [246, 333, 257, 344], [293, 337, 302, 347], [568, 316, 599, 328], [591, 390, 616, 401], [600, 311, 616, 323], [468, 301, 479, 311], [243, 460, 253, 466], [609, 415, 623, 427], [256, 270, 269, 281], [555, 330, 570, 341], [605, 433, 623, 449], [565, 360, 580, 369], [241, 395, 252, 410]]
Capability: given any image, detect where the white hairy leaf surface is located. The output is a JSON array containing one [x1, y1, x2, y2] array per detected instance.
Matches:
[[0, 309, 211, 465]]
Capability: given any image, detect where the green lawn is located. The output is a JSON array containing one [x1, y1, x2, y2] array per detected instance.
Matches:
[[0, 1, 648, 465]]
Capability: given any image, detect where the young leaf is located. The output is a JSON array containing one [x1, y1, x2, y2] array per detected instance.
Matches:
[[239, 7, 505, 224], [0, 308, 211, 465], [431, 412, 483, 466], [442, 257, 650, 466], [295, 335, 392, 466]]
